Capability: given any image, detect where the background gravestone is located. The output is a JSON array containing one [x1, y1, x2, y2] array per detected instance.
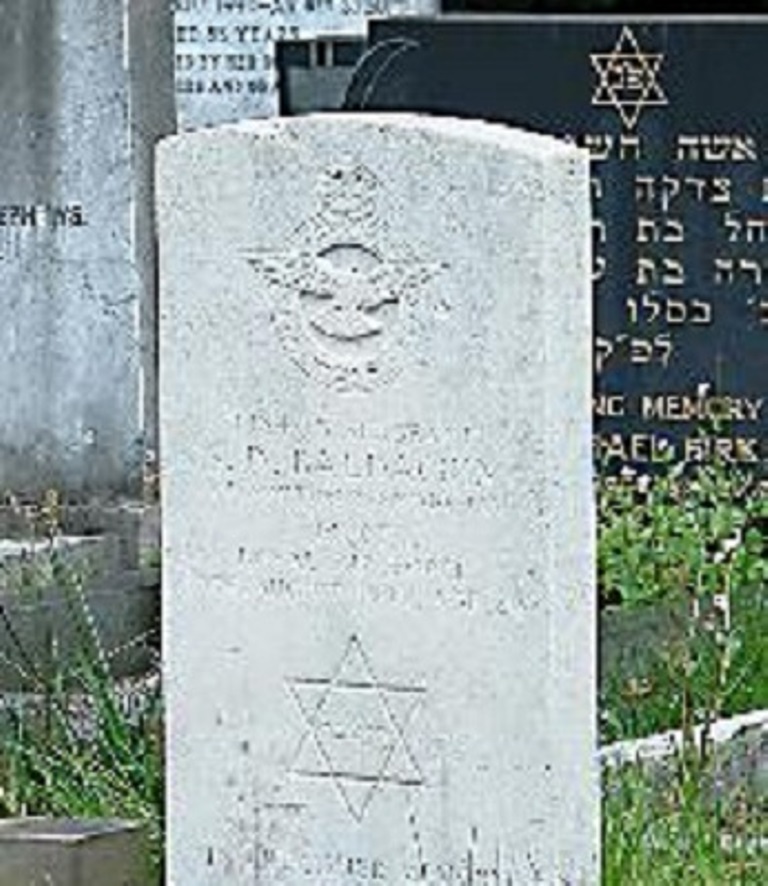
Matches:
[[0, 819, 146, 886], [172, 0, 437, 129], [0, 0, 175, 498], [159, 114, 597, 883], [361, 16, 768, 472]]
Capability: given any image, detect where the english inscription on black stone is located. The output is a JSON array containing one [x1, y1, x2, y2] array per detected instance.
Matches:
[[359, 18, 768, 470]]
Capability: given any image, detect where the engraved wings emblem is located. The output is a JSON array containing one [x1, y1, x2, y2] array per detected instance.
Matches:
[[246, 246, 444, 345]]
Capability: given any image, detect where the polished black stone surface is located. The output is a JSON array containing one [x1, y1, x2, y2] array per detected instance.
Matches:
[[357, 17, 768, 470]]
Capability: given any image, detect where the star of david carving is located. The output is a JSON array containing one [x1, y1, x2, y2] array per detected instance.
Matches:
[[590, 26, 668, 129], [286, 635, 425, 822]]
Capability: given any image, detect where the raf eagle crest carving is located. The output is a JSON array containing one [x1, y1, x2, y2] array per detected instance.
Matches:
[[244, 163, 447, 393]]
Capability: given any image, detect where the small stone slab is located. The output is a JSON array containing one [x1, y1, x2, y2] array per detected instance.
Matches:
[[0, 819, 147, 886]]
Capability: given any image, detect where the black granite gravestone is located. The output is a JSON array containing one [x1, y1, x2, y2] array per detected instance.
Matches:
[[355, 17, 768, 470]]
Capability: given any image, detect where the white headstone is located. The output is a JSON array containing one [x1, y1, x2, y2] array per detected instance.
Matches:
[[172, 0, 437, 129], [0, 0, 175, 497], [159, 114, 598, 884]]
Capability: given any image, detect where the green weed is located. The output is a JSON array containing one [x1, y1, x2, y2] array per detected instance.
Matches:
[[0, 493, 163, 882]]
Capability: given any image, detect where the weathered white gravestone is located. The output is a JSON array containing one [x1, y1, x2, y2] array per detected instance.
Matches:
[[159, 114, 598, 883], [172, 0, 437, 129], [0, 0, 175, 497]]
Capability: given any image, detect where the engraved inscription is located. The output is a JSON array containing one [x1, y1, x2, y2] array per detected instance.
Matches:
[[286, 634, 425, 822], [220, 409, 546, 614], [357, 22, 768, 467], [0, 203, 86, 228], [0, 202, 87, 263], [172, 0, 436, 126], [585, 26, 768, 467], [590, 26, 668, 130]]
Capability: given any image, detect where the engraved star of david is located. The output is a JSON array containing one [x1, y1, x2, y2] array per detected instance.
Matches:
[[286, 634, 426, 822], [590, 26, 668, 129]]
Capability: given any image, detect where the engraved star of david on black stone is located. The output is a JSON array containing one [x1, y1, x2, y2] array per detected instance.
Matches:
[[590, 26, 668, 129], [286, 634, 425, 822]]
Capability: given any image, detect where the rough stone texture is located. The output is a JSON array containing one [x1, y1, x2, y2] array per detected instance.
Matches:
[[0, 819, 146, 886], [173, 0, 437, 129], [0, 0, 175, 498], [159, 114, 597, 884]]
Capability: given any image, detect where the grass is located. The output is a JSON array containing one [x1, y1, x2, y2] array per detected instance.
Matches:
[[604, 754, 767, 885], [600, 580, 767, 743], [598, 450, 767, 882], [0, 460, 765, 882], [598, 455, 767, 743], [0, 530, 163, 883]]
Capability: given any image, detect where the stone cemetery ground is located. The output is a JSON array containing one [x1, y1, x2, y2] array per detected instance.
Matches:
[[0, 450, 765, 883]]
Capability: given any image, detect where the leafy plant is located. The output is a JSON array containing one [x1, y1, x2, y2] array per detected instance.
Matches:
[[597, 435, 767, 740], [597, 456, 767, 610], [0, 491, 164, 883], [598, 443, 767, 877], [604, 753, 767, 884]]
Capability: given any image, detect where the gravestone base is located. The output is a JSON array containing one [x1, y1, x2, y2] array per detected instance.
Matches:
[[0, 819, 147, 886]]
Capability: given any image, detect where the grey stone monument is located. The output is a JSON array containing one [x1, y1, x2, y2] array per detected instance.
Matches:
[[0, 818, 146, 886], [159, 114, 598, 884], [173, 0, 437, 129], [0, 0, 175, 498]]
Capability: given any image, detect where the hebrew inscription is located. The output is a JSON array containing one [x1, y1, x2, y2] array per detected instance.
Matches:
[[286, 634, 425, 822], [366, 19, 768, 469]]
